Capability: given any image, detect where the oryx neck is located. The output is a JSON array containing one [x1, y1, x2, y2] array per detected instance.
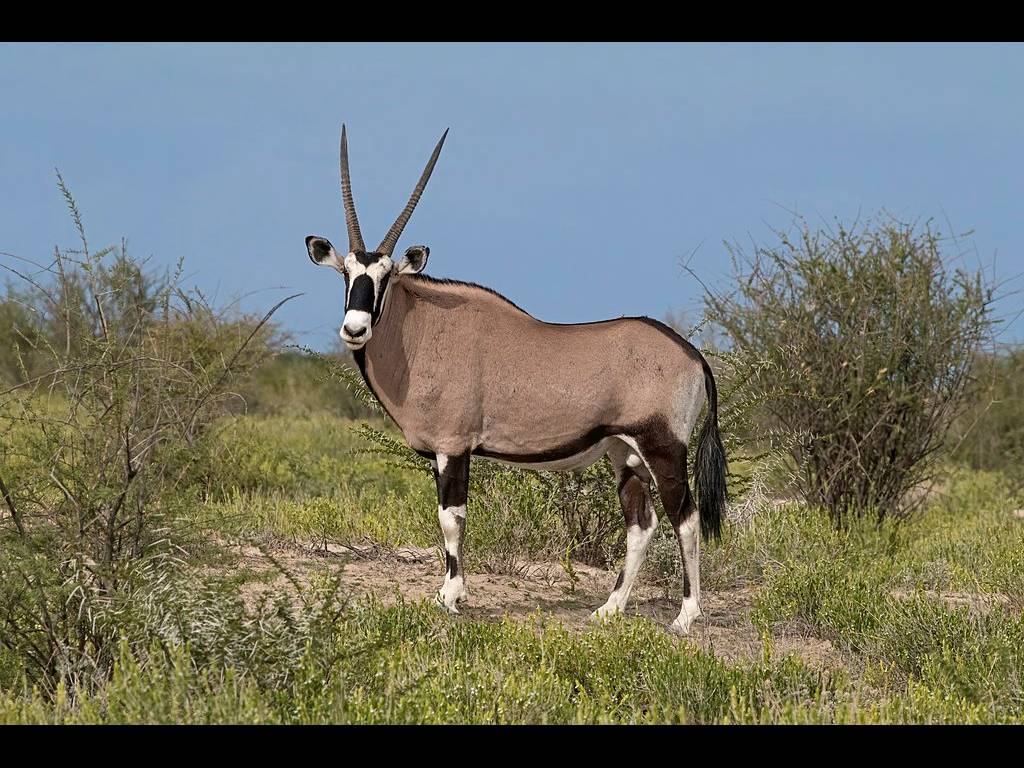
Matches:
[[355, 278, 421, 430]]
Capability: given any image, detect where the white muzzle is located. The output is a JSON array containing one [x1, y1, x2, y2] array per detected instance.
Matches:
[[340, 310, 372, 350]]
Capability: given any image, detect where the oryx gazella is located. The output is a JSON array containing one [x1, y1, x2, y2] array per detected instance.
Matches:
[[305, 126, 727, 634]]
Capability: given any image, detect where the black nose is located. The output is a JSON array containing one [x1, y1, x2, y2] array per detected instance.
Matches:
[[343, 324, 366, 338]]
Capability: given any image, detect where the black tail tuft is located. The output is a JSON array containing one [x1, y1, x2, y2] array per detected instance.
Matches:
[[694, 360, 728, 542]]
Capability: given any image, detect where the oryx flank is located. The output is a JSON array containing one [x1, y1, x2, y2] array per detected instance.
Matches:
[[305, 126, 728, 634]]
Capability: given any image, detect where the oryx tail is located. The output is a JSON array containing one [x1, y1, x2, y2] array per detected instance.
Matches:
[[694, 359, 727, 542]]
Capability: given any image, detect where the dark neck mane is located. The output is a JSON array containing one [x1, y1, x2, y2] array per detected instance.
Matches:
[[405, 273, 534, 318]]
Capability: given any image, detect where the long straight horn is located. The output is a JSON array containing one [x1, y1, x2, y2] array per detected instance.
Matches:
[[376, 129, 448, 257], [340, 124, 366, 253]]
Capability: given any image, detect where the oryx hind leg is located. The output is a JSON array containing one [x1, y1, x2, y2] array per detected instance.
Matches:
[[645, 442, 702, 635], [432, 452, 470, 613], [591, 439, 657, 621]]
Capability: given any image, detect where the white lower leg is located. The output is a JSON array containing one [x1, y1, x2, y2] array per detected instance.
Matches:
[[436, 504, 467, 612], [670, 513, 702, 635], [592, 512, 657, 620]]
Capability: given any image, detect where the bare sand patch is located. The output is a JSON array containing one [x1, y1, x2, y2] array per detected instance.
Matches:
[[218, 538, 847, 670]]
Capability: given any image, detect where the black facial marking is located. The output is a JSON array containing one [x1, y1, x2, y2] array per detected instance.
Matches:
[[373, 270, 391, 322], [355, 250, 381, 267], [347, 274, 375, 314]]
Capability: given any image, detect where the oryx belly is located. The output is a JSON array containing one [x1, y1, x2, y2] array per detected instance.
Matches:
[[476, 437, 615, 471]]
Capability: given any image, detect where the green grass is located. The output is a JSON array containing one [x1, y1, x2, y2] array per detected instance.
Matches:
[[2, 412, 1023, 723], [1, 594, 1014, 724]]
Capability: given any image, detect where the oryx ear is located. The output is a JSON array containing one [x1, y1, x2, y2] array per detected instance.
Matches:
[[396, 245, 429, 275], [305, 235, 345, 271]]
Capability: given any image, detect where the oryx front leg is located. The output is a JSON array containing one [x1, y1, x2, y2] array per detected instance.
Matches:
[[592, 467, 657, 621], [433, 453, 470, 614]]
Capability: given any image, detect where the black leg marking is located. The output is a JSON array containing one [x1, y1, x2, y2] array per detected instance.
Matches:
[[673, 483, 696, 525], [680, 484, 696, 599], [614, 570, 625, 591], [436, 453, 471, 602], [446, 551, 459, 579], [677, 483, 696, 601], [437, 454, 470, 509]]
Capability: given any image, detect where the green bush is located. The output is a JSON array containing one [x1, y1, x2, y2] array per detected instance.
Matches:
[[0, 176, 289, 692], [950, 346, 1024, 490], [706, 215, 995, 524]]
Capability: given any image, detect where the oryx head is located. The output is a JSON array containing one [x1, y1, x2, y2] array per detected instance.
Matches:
[[306, 125, 447, 351]]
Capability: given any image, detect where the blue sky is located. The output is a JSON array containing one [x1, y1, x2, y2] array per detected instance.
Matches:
[[2, 43, 1022, 348]]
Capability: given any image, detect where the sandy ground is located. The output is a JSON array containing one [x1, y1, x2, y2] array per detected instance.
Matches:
[[209, 492, 1020, 673], [224, 539, 846, 670]]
